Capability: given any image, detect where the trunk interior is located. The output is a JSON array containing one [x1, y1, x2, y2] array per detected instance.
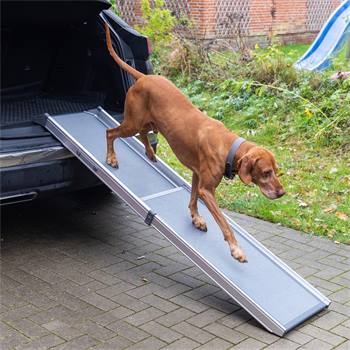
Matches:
[[1, 2, 125, 131]]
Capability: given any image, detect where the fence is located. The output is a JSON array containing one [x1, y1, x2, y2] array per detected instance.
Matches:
[[114, 0, 341, 45]]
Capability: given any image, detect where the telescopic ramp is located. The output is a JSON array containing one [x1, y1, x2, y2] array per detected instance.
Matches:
[[38, 107, 330, 336]]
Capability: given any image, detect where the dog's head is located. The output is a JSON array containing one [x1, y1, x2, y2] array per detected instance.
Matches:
[[237, 147, 285, 199]]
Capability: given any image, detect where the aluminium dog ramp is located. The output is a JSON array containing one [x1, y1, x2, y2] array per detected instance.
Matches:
[[38, 107, 330, 336]]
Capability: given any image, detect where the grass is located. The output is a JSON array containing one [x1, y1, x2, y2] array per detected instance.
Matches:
[[155, 43, 350, 243]]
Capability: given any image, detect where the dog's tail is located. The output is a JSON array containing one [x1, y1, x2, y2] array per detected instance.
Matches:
[[104, 22, 144, 81]]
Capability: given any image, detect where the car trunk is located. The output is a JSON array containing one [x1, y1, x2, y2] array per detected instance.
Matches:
[[1, 0, 126, 152]]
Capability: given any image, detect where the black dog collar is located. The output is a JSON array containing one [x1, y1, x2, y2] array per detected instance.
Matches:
[[224, 137, 246, 179]]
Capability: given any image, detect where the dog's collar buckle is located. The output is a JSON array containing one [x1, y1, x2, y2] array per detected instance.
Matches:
[[224, 137, 246, 179]]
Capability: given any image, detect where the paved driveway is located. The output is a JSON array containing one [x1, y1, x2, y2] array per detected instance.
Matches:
[[1, 189, 349, 349]]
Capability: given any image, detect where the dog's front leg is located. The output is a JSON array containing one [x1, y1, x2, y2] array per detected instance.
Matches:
[[198, 186, 247, 263], [189, 172, 207, 232]]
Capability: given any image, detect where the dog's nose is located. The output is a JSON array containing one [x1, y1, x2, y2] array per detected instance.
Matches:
[[276, 188, 285, 198]]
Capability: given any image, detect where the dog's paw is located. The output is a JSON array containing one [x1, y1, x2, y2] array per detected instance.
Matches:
[[231, 246, 248, 263], [192, 216, 208, 232], [146, 150, 157, 162], [106, 155, 119, 168]]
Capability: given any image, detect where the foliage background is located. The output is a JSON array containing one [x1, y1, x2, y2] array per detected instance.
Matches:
[[113, 0, 350, 243]]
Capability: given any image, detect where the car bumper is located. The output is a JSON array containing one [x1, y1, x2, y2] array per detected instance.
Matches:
[[0, 133, 158, 205]]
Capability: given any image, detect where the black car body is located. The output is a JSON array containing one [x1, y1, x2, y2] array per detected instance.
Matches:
[[1, 0, 154, 205]]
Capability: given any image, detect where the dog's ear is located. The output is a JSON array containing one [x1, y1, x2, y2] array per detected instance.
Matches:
[[237, 155, 254, 184]]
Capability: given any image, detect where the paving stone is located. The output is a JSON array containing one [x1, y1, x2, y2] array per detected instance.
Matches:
[[106, 320, 150, 342], [184, 285, 220, 301], [0, 304, 40, 322], [56, 269, 94, 286], [330, 301, 350, 317], [331, 277, 350, 289], [28, 305, 78, 325], [140, 321, 182, 343], [171, 321, 215, 344], [335, 340, 350, 350], [331, 325, 350, 339], [156, 308, 195, 327], [187, 308, 227, 328], [113, 271, 146, 287], [110, 293, 149, 312], [312, 311, 348, 331], [196, 337, 232, 350], [342, 318, 350, 328], [75, 320, 115, 341], [285, 330, 314, 345], [124, 307, 164, 326], [330, 288, 350, 304], [0, 290, 29, 309], [87, 270, 121, 286], [218, 310, 251, 329], [264, 338, 299, 349], [161, 337, 200, 350], [23, 268, 66, 285], [204, 322, 247, 344], [170, 295, 209, 313], [295, 266, 320, 278], [42, 320, 83, 341], [235, 321, 279, 344], [91, 335, 132, 350], [62, 281, 107, 297], [154, 283, 192, 299], [318, 258, 349, 272], [0, 321, 30, 350], [16, 334, 65, 350], [96, 281, 135, 298], [314, 267, 345, 281], [155, 262, 192, 277], [78, 293, 118, 311], [169, 272, 205, 288], [229, 338, 266, 349], [51, 335, 100, 350], [307, 276, 343, 292], [298, 324, 346, 346], [142, 272, 177, 288], [299, 338, 335, 350], [7, 318, 49, 339], [126, 283, 162, 298], [141, 294, 179, 312], [102, 261, 136, 275], [91, 306, 134, 326], [199, 295, 240, 314], [124, 336, 166, 350]]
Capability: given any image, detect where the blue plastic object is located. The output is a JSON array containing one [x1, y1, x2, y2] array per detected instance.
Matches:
[[295, 0, 350, 71]]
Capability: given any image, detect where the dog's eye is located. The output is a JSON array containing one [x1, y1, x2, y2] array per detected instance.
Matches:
[[263, 170, 272, 177]]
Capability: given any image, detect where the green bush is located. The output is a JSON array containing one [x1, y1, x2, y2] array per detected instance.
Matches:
[[136, 0, 176, 55]]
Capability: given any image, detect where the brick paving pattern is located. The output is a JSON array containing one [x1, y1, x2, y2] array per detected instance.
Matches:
[[1, 189, 349, 349]]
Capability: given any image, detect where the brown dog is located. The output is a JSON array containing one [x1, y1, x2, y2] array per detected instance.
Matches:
[[105, 24, 285, 263]]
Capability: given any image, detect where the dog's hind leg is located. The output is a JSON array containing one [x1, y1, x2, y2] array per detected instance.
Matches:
[[106, 87, 147, 168], [139, 131, 156, 162], [189, 172, 207, 232]]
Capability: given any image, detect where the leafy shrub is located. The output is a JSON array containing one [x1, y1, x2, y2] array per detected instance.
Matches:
[[136, 0, 175, 54]]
